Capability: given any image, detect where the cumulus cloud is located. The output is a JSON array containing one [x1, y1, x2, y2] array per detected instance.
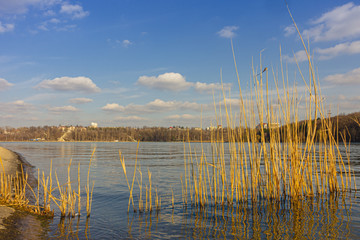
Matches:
[[38, 17, 61, 31], [0, 0, 57, 15], [303, 2, 360, 42], [102, 99, 203, 114], [102, 103, 125, 112], [336, 94, 360, 101], [0, 114, 14, 119], [146, 99, 201, 112], [36, 76, 101, 93], [194, 82, 232, 93], [137, 72, 193, 91], [217, 26, 238, 38], [0, 100, 34, 114], [283, 40, 360, 62], [137, 72, 230, 93], [284, 25, 296, 37], [0, 1, 88, 33], [69, 97, 93, 104], [48, 105, 79, 112], [317, 40, 360, 60], [323, 67, 360, 85], [165, 114, 196, 120], [115, 116, 147, 121], [0, 78, 13, 90], [12, 100, 32, 108], [0, 22, 14, 33], [122, 39, 132, 47], [219, 98, 242, 107], [43, 9, 56, 16], [60, 3, 89, 19], [282, 50, 308, 63]]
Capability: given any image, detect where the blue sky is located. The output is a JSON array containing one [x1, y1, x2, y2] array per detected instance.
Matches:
[[0, 0, 359, 128]]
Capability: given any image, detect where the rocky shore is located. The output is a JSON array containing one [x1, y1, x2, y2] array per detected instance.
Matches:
[[0, 146, 45, 239]]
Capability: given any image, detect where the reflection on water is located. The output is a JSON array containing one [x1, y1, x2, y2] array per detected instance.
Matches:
[[120, 193, 354, 239], [0, 142, 359, 239], [125, 194, 354, 239], [53, 217, 91, 239]]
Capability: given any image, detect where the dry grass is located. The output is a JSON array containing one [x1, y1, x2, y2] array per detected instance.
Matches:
[[120, 142, 159, 213], [0, 149, 95, 218], [180, 9, 355, 208]]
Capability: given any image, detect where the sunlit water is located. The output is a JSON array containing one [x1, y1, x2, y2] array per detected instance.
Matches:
[[1, 142, 360, 239]]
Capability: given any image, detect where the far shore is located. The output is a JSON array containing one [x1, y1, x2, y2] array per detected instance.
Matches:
[[0, 140, 213, 143]]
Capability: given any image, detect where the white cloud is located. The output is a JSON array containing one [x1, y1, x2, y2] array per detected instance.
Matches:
[[146, 99, 202, 112], [49, 105, 79, 112], [316, 40, 360, 60], [43, 9, 56, 16], [115, 116, 147, 121], [303, 2, 360, 42], [283, 40, 360, 62], [0, 1, 88, 33], [102, 99, 203, 114], [284, 25, 296, 37], [137, 72, 231, 93], [282, 50, 308, 63], [323, 67, 360, 85], [69, 97, 93, 104], [194, 82, 232, 93], [55, 24, 76, 31], [0, 0, 58, 15], [38, 18, 61, 31], [0, 100, 34, 114], [336, 94, 360, 101], [165, 114, 196, 120], [137, 72, 193, 91], [36, 76, 101, 93], [217, 26, 238, 38], [49, 18, 60, 24], [122, 39, 132, 47], [12, 100, 30, 107], [220, 98, 242, 107], [0, 114, 14, 119], [102, 103, 125, 112], [60, 3, 89, 19], [0, 78, 13, 90], [0, 22, 14, 33]]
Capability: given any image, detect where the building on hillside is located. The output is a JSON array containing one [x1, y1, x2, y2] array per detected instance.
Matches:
[[90, 122, 98, 128]]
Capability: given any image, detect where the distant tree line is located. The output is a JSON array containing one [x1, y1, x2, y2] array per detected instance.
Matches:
[[0, 125, 216, 142], [0, 112, 359, 142]]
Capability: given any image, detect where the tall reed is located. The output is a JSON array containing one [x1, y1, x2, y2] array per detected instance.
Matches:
[[120, 142, 162, 213], [0, 149, 95, 219], [181, 9, 355, 208], [86, 148, 96, 217]]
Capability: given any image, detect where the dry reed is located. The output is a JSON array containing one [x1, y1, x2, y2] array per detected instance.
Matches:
[[180, 8, 355, 209], [0, 149, 95, 219]]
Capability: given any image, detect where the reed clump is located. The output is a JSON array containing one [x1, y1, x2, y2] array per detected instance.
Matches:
[[0, 150, 95, 219], [181, 12, 355, 208], [120, 142, 165, 213]]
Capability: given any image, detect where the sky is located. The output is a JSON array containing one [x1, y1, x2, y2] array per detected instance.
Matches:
[[0, 0, 359, 128]]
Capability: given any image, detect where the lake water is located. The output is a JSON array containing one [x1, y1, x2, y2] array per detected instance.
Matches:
[[1, 142, 360, 239]]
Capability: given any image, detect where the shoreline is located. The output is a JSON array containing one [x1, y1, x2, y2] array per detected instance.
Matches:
[[0, 146, 23, 236], [0, 146, 44, 239]]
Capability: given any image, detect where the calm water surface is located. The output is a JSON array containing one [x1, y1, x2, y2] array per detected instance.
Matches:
[[1, 142, 360, 239]]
